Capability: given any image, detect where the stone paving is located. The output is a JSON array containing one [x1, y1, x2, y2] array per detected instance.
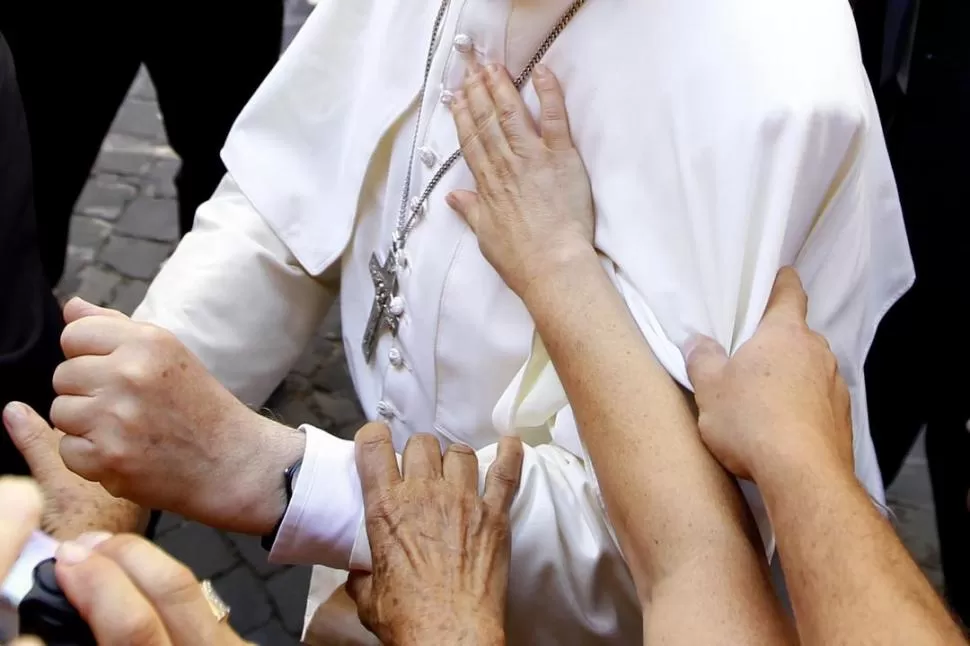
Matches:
[[49, 0, 943, 641]]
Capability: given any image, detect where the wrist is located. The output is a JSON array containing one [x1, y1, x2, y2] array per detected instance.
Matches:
[[225, 413, 306, 535], [755, 436, 861, 512], [520, 239, 599, 307], [402, 615, 505, 646]]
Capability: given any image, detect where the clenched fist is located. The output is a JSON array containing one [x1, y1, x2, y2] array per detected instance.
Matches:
[[50, 298, 304, 534]]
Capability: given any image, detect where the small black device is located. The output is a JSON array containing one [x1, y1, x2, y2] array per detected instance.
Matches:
[[1, 531, 94, 645], [18, 558, 96, 646]]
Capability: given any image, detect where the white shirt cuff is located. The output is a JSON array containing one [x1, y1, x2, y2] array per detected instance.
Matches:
[[268, 424, 364, 569]]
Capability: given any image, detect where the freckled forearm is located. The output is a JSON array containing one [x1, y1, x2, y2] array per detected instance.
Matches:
[[760, 457, 965, 646], [521, 247, 757, 578], [401, 617, 505, 646], [519, 246, 793, 644]]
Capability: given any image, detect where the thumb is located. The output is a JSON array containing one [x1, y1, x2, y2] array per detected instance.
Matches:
[[63, 297, 128, 324], [345, 571, 373, 606], [345, 571, 375, 628], [4, 402, 66, 478], [683, 335, 729, 394], [445, 190, 481, 231]]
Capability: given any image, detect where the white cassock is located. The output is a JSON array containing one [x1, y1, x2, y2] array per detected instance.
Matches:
[[134, 0, 914, 644]]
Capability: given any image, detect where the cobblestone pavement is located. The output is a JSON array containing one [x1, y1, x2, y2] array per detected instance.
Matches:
[[49, 1, 942, 641]]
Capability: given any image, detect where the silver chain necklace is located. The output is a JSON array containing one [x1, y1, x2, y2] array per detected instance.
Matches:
[[363, 0, 588, 362]]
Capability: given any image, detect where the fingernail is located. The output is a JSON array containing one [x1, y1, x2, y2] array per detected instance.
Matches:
[[57, 541, 92, 566], [75, 532, 113, 550], [3, 402, 26, 429]]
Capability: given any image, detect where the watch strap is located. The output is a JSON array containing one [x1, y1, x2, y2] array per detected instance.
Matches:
[[261, 458, 303, 551]]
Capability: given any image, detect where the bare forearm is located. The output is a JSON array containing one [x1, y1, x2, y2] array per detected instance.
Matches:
[[759, 453, 966, 646], [521, 247, 791, 643]]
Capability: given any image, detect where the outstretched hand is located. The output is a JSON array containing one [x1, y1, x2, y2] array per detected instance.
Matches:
[[447, 60, 595, 300], [347, 424, 523, 646], [685, 267, 854, 483]]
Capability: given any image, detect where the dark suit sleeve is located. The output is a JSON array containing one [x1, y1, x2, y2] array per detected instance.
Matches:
[[0, 31, 64, 475]]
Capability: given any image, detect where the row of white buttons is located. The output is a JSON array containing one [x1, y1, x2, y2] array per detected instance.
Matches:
[[417, 146, 437, 168], [440, 33, 475, 106], [379, 34, 475, 425]]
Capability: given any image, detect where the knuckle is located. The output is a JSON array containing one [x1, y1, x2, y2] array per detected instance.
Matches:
[[59, 320, 84, 350], [464, 71, 487, 94], [118, 361, 151, 389], [811, 330, 833, 352], [51, 363, 72, 392], [487, 462, 520, 490], [497, 105, 519, 129], [115, 608, 161, 646], [138, 323, 172, 347], [108, 397, 142, 430], [98, 441, 129, 471], [49, 397, 68, 428], [541, 103, 565, 124], [154, 563, 200, 606], [492, 157, 514, 179], [446, 443, 476, 459], [368, 492, 401, 523], [100, 533, 143, 558]]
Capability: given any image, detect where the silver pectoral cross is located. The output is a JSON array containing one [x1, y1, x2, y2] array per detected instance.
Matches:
[[362, 252, 400, 362]]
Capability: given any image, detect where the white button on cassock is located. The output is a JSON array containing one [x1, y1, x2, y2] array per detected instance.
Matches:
[[388, 347, 404, 367], [409, 196, 425, 216], [389, 296, 405, 317], [376, 401, 394, 419], [439, 90, 456, 106], [417, 146, 437, 168], [453, 33, 473, 54]]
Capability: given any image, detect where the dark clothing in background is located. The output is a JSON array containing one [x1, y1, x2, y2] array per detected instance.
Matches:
[[0, 1, 284, 285], [856, 0, 970, 625], [0, 32, 63, 476]]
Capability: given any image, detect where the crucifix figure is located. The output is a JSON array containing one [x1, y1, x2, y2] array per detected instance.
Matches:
[[362, 251, 399, 362]]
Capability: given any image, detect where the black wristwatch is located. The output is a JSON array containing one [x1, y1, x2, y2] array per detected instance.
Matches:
[[261, 458, 303, 551]]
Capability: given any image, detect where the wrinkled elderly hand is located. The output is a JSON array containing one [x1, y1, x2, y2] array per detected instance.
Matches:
[[50, 298, 304, 535], [346, 424, 523, 646], [685, 267, 854, 483], [446, 61, 594, 300], [53, 533, 249, 646], [4, 403, 141, 540]]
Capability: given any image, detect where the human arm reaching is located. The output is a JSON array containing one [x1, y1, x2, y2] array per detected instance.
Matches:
[[445, 61, 794, 645], [37, 174, 334, 535], [686, 268, 967, 646]]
